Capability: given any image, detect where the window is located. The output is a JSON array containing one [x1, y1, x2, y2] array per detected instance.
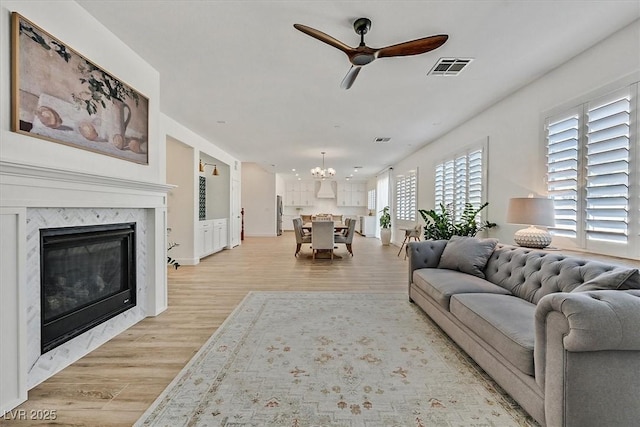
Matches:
[[396, 172, 417, 221], [435, 146, 485, 221], [546, 84, 639, 257], [376, 172, 390, 237], [367, 189, 376, 210]]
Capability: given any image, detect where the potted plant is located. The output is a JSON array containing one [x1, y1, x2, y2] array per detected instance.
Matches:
[[379, 206, 392, 245], [419, 202, 496, 240], [167, 228, 180, 270]]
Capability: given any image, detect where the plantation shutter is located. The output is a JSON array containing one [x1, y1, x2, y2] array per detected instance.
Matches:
[[435, 164, 445, 207], [454, 155, 467, 221], [585, 91, 630, 244], [546, 112, 580, 238], [367, 189, 376, 210], [396, 172, 417, 221], [435, 145, 486, 220], [468, 149, 483, 210]]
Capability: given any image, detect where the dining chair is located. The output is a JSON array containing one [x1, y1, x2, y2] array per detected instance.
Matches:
[[334, 218, 356, 256], [337, 218, 350, 237], [312, 220, 335, 261], [293, 218, 311, 257], [397, 223, 422, 259]]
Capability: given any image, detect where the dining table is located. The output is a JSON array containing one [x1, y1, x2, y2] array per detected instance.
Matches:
[[302, 222, 348, 231], [302, 222, 348, 259]]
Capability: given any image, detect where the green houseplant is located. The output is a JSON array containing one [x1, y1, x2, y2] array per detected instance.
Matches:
[[379, 206, 392, 245], [419, 202, 496, 240]]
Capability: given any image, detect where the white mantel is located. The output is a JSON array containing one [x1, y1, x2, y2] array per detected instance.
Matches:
[[0, 160, 173, 413]]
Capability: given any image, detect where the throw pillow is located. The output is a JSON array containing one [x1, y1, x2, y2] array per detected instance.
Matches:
[[571, 268, 640, 292], [438, 236, 499, 279]]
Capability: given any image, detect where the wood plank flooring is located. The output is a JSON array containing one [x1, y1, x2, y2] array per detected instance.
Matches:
[[2, 232, 408, 426]]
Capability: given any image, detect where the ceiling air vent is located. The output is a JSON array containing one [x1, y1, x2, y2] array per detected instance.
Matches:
[[373, 137, 391, 143], [428, 58, 473, 76]]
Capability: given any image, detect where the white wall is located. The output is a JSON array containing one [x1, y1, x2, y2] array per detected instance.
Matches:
[[166, 137, 195, 262], [392, 20, 640, 253], [0, 0, 169, 412], [0, 0, 162, 183], [162, 114, 241, 263], [242, 162, 276, 236]]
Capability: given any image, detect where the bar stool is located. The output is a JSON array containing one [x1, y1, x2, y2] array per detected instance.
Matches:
[[398, 224, 422, 259]]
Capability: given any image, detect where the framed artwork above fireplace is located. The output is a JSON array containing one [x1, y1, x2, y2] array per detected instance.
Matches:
[[11, 12, 149, 164]]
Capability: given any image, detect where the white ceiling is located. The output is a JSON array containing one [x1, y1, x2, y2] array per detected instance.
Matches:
[[77, 1, 639, 180]]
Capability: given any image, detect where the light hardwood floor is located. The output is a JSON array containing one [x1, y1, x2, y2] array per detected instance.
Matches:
[[2, 232, 408, 426]]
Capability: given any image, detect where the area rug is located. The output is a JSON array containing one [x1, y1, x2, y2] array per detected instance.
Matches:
[[136, 292, 537, 427]]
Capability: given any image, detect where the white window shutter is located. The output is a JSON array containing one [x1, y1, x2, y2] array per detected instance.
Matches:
[[434, 146, 485, 221], [585, 92, 630, 244], [396, 172, 417, 221], [547, 113, 580, 238]]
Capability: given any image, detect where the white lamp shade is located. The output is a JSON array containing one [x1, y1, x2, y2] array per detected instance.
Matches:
[[506, 198, 555, 227]]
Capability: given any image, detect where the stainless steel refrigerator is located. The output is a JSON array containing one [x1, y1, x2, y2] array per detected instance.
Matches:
[[276, 195, 283, 236]]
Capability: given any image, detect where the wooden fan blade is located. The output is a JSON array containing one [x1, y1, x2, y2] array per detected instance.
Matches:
[[377, 34, 448, 58], [340, 66, 362, 90], [293, 24, 355, 55]]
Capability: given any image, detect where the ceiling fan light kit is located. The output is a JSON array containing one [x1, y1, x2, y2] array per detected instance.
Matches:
[[294, 18, 448, 89]]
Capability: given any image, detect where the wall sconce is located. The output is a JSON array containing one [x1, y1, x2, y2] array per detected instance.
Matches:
[[506, 196, 555, 248], [199, 160, 219, 176]]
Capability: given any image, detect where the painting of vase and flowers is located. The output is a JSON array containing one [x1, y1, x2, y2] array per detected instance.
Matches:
[[10, 13, 149, 164]]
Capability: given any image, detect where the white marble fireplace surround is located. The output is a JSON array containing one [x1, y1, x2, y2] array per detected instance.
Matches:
[[26, 207, 148, 387], [0, 160, 173, 411]]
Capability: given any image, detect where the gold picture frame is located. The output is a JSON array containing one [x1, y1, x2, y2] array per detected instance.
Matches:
[[11, 12, 149, 164]]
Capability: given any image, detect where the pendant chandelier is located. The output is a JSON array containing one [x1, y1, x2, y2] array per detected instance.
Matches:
[[310, 151, 336, 179]]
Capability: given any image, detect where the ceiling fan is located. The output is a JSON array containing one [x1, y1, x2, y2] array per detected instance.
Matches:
[[294, 18, 448, 90]]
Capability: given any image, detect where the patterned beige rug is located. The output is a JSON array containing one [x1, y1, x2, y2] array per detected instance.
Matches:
[[136, 292, 538, 427]]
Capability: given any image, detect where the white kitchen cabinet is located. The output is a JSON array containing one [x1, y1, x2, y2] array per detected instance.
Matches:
[[282, 215, 295, 231], [285, 181, 315, 206], [359, 215, 376, 237], [199, 218, 227, 258], [337, 182, 367, 207], [213, 219, 228, 253]]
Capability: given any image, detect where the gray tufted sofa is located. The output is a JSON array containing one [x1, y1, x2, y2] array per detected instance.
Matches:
[[407, 240, 640, 427]]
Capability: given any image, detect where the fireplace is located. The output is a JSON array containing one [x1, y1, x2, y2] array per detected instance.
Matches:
[[40, 223, 137, 353]]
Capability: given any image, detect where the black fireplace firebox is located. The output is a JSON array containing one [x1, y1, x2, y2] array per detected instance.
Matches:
[[40, 222, 136, 353]]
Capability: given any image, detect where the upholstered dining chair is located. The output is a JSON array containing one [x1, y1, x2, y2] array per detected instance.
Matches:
[[337, 218, 350, 238], [293, 218, 311, 257], [312, 220, 335, 261], [334, 218, 356, 256], [398, 223, 422, 259]]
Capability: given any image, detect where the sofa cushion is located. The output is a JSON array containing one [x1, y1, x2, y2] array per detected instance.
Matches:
[[450, 293, 536, 376], [571, 268, 640, 292], [438, 236, 499, 279], [484, 244, 640, 304], [413, 268, 511, 310]]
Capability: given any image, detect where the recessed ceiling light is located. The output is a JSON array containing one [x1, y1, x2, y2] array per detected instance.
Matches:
[[292, 168, 296, 172]]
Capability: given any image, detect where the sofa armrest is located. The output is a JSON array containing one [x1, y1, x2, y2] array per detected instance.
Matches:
[[534, 290, 640, 427], [535, 290, 640, 352]]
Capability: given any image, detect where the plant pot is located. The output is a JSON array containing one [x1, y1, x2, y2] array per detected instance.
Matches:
[[380, 228, 392, 246]]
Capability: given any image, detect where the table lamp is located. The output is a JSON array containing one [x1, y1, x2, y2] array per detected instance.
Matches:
[[506, 197, 555, 248]]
